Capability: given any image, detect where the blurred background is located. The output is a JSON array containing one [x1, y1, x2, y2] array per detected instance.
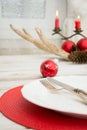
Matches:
[[0, 0, 67, 55]]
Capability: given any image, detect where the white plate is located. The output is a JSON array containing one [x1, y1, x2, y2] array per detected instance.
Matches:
[[21, 76, 87, 118]]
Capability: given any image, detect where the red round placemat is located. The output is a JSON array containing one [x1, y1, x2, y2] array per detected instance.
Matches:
[[0, 86, 87, 130]]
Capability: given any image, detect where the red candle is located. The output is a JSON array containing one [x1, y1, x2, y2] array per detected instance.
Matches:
[[55, 10, 59, 29], [75, 16, 81, 29]]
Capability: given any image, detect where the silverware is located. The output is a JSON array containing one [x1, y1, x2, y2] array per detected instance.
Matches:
[[40, 79, 63, 93], [47, 77, 87, 95], [40, 78, 87, 104]]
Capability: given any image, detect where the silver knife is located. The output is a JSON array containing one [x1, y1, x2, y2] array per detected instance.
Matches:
[[47, 77, 87, 96]]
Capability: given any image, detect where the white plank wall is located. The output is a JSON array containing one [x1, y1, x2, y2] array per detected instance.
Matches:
[[0, 1, 87, 55], [0, 0, 67, 55]]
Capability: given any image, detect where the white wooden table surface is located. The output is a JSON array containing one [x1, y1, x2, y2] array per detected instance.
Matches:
[[0, 54, 87, 130]]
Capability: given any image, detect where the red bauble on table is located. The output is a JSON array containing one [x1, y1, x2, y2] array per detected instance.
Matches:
[[77, 38, 87, 50], [40, 60, 58, 77], [61, 40, 75, 53]]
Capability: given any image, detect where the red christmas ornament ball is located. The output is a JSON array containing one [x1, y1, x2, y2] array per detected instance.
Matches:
[[40, 60, 58, 77], [62, 40, 75, 53], [77, 38, 87, 50]]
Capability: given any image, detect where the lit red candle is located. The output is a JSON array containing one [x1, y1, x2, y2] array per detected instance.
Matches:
[[75, 16, 81, 29], [55, 10, 60, 29]]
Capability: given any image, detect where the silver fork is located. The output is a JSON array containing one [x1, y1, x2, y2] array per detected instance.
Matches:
[[40, 78, 87, 105], [40, 79, 63, 93]]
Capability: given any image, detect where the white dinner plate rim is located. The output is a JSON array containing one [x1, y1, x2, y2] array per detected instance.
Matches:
[[21, 76, 87, 118]]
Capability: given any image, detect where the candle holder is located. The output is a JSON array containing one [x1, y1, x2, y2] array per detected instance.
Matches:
[[52, 28, 87, 40]]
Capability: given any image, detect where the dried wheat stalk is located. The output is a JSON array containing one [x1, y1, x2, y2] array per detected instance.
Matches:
[[10, 24, 69, 60], [35, 28, 69, 59], [10, 24, 52, 53]]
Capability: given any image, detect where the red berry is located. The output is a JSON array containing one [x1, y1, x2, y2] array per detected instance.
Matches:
[[77, 38, 87, 50], [62, 40, 75, 53], [40, 60, 58, 77]]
